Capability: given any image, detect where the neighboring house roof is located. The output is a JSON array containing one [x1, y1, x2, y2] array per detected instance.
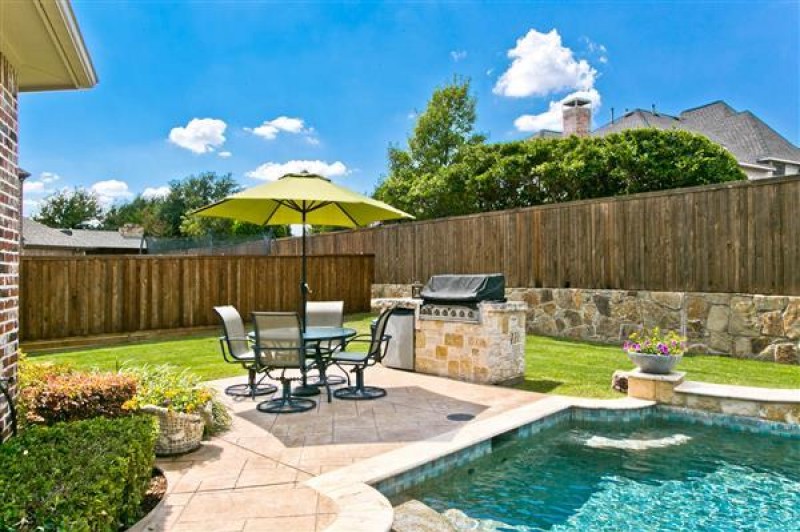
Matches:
[[593, 101, 800, 167], [0, 0, 97, 91], [23, 218, 145, 251]]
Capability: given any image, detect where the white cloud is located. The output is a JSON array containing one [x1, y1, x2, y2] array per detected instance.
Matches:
[[450, 50, 467, 62], [39, 172, 60, 184], [22, 172, 60, 197], [247, 116, 308, 140], [142, 186, 170, 199], [582, 37, 609, 65], [246, 160, 348, 181], [218, 151, 233, 158], [168, 118, 227, 154], [494, 28, 596, 98], [91, 179, 133, 207], [23, 180, 46, 194], [513, 88, 601, 133]]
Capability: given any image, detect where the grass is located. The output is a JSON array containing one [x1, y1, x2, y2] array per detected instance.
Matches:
[[519, 335, 800, 398], [30, 312, 799, 399], [28, 313, 376, 381]]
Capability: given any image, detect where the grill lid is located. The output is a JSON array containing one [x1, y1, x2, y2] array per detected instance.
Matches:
[[420, 274, 506, 304]]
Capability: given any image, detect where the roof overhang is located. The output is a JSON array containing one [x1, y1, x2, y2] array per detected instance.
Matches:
[[0, 0, 97, 92], [757, 157, 800, 166], [739, 161, 776, 171]]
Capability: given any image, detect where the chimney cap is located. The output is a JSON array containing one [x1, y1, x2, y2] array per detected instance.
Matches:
[[563, 96, 592, 108]]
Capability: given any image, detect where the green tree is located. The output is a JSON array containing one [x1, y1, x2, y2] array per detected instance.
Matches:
[[158, 172, 242, 237], [460, 129, 744, 213], [102, 172, 290, 239], [375, 78, 484, 218], [103, 196, 170, 236], [34, 188, 103, 229]]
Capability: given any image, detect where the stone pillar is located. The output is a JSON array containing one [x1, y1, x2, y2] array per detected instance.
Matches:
[[0, 52, 19, 441]]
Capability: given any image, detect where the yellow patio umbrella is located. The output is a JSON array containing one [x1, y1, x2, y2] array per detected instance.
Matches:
[[193, 171, 414, 328]]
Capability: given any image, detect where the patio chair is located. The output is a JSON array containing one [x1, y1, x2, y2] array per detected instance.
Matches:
[[252, 311, 317, 414], [306, 300, 346, 385], [213, 306, 277, 399], [306, 300, 344, 331], [330, 307, 395, 400]]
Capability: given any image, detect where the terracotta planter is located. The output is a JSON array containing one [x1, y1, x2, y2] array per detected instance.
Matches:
[[626, 352, 682, 375]]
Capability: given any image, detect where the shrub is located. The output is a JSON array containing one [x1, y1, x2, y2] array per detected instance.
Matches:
[[0, 415, 157, 531], [377, 128, 745, 220], [20, 370, 137, 425]]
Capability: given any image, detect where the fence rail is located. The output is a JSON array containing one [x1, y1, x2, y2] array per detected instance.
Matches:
[[20, 255, 374, 341], [270, 177, 800, 295]]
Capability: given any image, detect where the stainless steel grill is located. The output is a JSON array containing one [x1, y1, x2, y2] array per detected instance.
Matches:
[[419, 274, 505, 323]]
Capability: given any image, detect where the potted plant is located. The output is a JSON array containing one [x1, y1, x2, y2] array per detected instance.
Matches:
[[123, 365, 218, 456], [624, 327, 686, 375]]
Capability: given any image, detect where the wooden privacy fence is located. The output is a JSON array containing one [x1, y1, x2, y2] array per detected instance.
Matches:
[[21, 255, 374, 341], [271, 176, 800, 295]]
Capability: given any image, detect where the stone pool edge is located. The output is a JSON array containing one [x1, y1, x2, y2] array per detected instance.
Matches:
[[304, 395, 652, 532]]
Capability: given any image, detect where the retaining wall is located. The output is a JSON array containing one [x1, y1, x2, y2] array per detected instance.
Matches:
[[371, 284, 800, 364]]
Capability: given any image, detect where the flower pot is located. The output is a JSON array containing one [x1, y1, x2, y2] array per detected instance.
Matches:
[[626, 352, 682, 375], [141, 404, 206, 456]]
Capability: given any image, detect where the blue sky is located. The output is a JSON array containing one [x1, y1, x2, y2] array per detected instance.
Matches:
[[20, 1, 799, 214]]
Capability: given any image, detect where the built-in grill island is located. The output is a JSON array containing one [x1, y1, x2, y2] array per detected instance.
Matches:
[[375, 274, 527, 385]]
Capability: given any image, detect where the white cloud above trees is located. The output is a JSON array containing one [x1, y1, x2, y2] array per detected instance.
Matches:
[[168, 118, 227, 153], [493, 28, 605, 133], [246, 160, 348, 181], [91, 179, 134, 206], [494, 28, 596, 98]]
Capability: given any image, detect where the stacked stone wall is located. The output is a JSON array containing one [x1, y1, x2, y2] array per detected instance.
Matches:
[[372, 285, 800, 364], [0, 52, 19, 440]]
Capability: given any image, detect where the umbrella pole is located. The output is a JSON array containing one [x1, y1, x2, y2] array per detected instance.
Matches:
[[301, 208, 307, 332]]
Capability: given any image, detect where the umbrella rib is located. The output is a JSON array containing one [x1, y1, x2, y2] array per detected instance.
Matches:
[[260, 201, 282, 226], [334, 203, 361, 227], [305, 201, 332, 213]]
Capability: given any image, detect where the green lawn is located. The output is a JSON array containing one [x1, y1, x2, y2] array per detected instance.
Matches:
[[520, 335, 800, 398], [30, 313, 799, 399], [28, 313, 376, 381]]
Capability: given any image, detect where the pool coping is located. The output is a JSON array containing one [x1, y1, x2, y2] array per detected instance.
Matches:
[[304, 395, 654, 532], [674, 380, 800, 403]]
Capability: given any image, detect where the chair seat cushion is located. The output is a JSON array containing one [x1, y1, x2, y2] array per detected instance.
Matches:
[[332, 351, 369, 363]]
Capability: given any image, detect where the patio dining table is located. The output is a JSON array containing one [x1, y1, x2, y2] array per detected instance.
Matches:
[[249, 326, 357, 398]]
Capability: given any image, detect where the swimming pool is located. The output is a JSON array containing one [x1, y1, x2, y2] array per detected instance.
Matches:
[[395, 412, 800, 531]]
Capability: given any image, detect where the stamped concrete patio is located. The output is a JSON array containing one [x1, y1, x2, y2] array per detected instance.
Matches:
[[140, 366, 544, 531]]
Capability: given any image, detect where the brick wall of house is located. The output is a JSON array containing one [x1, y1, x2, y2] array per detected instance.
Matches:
[[0, 52, 19, 441]]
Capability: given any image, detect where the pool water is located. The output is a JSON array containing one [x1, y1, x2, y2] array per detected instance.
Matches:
[[399, 418, 800, 531]]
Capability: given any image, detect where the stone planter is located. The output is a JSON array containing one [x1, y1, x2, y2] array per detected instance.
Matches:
[[626, 352, 682, 375], [141, 404, 208, 456], [126, 467, 167, 532]]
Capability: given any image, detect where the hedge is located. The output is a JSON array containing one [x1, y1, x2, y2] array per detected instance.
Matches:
[[21, 370, 137, 425], [0, 415, 157, 531]]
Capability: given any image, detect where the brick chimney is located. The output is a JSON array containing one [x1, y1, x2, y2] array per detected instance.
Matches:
[[562, 96, 592, 137], [119, 224, 144, 238]]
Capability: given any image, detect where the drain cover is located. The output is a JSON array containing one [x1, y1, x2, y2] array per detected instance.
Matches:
[[447, 413, 475, 422]]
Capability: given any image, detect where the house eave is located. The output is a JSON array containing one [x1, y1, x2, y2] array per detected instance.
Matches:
[[739, 162, 775, 171], [0, 0, 97, 92], [757, 156, 800, 166]]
